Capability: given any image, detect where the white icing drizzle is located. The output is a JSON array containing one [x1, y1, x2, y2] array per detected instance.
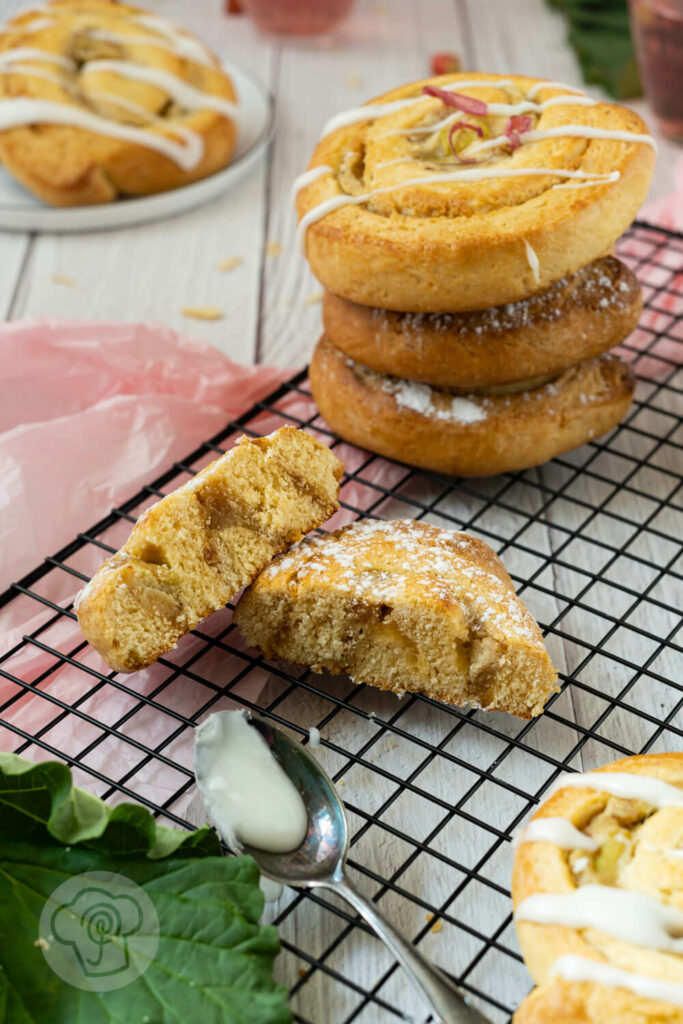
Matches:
[[549, 771, 683, 808], [0, 12, 237, 167], [132, 14, 215, 68], [0, 98, 203, 169], [468, 125, 657, 156], [642, 843, 683, 859], [291, 164, 333, 204], [5, 6, 214, 67], [297, 167, 620, 251], [515, 885, 683, 952], [526, 80, 586, 99], [15, 16, 56, 33], [319, 78, 518, 137], [87, 27, 214, 66], [85, 89, 156, 121], [390, 95, 599, 137], [552, 954, 683, 1008], [81, 60, 237, 119], [516, 817, 599, 851], [524, 240, 540, 284], [0, 64, 70, 89], [0, 47, 74, 70]]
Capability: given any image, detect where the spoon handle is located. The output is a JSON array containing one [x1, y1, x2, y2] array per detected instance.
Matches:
[[323, 876, 491, 1024]]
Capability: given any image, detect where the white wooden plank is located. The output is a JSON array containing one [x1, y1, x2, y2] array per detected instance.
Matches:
[[0, 234, 30, 319]]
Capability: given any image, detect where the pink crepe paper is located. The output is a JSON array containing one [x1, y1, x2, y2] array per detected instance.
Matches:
[[0, 318, 293, 803]]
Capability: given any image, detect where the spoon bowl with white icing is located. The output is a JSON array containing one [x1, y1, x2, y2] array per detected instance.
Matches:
[[194, 709, 491, 1024]]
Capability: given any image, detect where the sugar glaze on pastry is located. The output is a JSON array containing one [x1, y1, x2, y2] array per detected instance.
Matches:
[[0, 0, 241, 203], [512, 755, 683, 1022], [295, 73, 655, 312], [551, 955, 683, 1009]]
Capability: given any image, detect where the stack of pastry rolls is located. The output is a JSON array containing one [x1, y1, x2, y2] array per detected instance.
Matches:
[[294, 73, 655, 477]]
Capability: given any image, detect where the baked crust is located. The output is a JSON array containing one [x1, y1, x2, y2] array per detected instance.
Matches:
[[512, 753, 683, 1024], [297, 73, 654, 312], [309, 335, 635, 477], [322, 257, 642, 387], [514, 979, 683, 1024], [75, 427, 343, 673], [234, 518, 558, 718], [0, 0, 237, 205]]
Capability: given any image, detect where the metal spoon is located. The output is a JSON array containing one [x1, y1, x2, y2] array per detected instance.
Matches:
[[200, 712, 491, 1024]]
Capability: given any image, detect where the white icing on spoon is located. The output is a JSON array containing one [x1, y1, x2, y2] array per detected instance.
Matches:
[[194, 710, 309, 854], [551, 954, 683, 1008], [515, 816, 599, 851], [297, 167, 620, 252], [81, 60, 237, 119], [0, 98, 203, 169], [515, 885, 683, 952], [524, 240, 540, 284], [549, 771, 683, 808]]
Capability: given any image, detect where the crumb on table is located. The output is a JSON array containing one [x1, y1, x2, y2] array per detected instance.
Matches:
[[51, 274, 80, 288], [181, 306, 223, 321], [216, 256, 243, 272]]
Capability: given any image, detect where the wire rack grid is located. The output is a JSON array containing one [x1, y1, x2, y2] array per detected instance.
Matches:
[[0, 220, 681, 1024]]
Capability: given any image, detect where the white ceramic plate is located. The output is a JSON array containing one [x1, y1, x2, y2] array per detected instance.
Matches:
[[0, 58, 274, 233]]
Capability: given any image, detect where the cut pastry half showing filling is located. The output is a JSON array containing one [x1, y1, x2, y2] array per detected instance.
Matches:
[[234, 518, 559, 718]]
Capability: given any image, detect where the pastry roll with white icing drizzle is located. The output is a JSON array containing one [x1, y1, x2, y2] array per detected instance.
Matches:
[[512, 753, 683, 1023], [0, 0, 239, 205], [293, 72, 655, 477]]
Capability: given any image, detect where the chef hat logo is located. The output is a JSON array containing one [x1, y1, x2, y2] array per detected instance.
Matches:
[[52, 886, 143, 977], [39, 872, 159, 992]]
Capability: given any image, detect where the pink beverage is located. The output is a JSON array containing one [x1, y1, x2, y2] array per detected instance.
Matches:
[[242, 0, 354, 36], [630, 0, 683, 140]]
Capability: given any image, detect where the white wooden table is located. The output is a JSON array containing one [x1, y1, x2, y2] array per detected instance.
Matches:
[[1, 0, 678, 367]]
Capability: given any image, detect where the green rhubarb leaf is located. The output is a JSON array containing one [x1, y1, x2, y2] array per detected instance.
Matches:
[[0, 755, 292, 1024]]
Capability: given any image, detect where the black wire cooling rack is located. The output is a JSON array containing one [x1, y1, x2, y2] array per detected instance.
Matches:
[[1, 220, 682, 1024]]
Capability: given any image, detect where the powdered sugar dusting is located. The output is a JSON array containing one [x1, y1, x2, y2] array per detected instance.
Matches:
[[368, 256, 633, 339], [260, 518, 541, 643], [351, 362, 487, 424]]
